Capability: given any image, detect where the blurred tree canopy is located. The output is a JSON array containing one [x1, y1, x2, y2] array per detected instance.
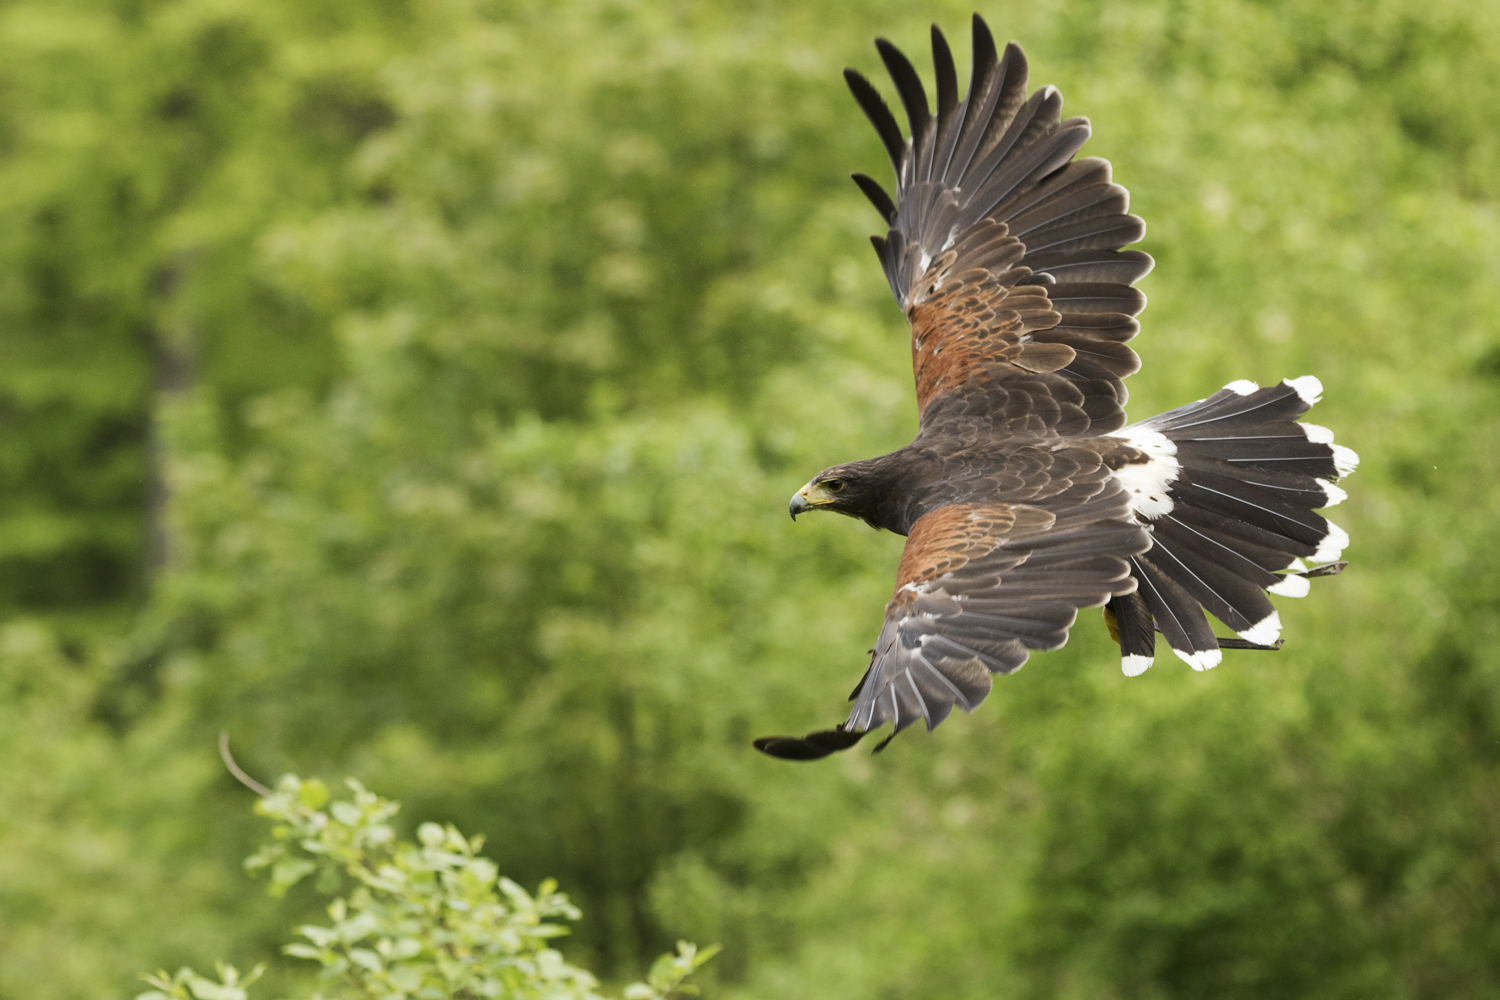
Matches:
[[2, 0, 1499, 998]]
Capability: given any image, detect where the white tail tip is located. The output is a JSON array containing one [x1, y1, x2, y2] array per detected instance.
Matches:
[[1284, 375, 1323, 405], [1317, 479, 1348, 507], [1268, 574, 1311, 598], [1175, 646, 1223, 671], [1311, 521, 1349, 564], [1300, 422, 1335, 444], [1238, 611, 1282, 646]]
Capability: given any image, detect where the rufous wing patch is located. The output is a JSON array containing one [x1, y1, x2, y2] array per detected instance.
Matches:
[[888, 503, 1061, 616], [894, 504, 1017, 595], [907, 269, 1063, 416]]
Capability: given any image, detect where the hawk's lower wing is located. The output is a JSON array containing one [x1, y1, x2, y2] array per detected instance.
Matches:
[[756, 485, 1147, 760], [846, 486, 1148, 738]]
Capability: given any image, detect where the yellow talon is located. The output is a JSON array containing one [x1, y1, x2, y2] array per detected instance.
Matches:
[[1102, 605, 1121, 645]]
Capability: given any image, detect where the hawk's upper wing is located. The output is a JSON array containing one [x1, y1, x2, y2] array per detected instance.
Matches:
[[848, 17, 1152, 436], [755, 486, 1149, 759]]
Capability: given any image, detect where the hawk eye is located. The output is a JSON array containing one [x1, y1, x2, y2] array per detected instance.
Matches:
[[826, 479, 846, 493]]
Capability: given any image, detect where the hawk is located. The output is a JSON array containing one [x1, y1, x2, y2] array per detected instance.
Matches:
[[754, 15, 1358, 760]]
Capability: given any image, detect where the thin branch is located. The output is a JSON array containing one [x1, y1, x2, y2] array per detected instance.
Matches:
[[219, 731, 273, 797]]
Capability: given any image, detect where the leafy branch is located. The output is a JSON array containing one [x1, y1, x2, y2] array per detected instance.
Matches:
[[140, 775, 716, 1000]]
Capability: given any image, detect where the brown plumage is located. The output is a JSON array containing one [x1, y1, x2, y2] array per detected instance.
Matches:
[[756, 16, 1358, 760]]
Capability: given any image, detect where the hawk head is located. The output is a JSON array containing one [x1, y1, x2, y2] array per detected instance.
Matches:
[[789, 462, 898, 529]]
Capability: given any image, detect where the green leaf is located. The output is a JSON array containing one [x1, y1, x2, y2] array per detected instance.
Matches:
[[297, 924, 338, 947], [330, 801, 362, 826], [646, 953, 677, 987], [298, 779, 330, 810], [268, 859, 316, 898], [314, 866, 342, 894], [243, 845, 282, 873], [337, 911, 379, 944], [388, 966, 424, 992]]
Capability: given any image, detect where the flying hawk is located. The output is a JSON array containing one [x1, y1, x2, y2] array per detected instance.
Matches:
[[754, 15, 1358, 760]]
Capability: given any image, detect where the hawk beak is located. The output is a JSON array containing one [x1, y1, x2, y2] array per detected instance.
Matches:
[[789, 488, 813, 521]]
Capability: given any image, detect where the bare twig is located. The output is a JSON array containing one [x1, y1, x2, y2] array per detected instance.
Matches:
[[219, 731, 273, 797]]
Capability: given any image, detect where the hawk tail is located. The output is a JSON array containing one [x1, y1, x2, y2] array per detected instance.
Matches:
[[1110, 376, 1358, 672]]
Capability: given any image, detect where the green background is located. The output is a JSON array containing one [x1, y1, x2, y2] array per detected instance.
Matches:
[[2, 0, 1498, 996]]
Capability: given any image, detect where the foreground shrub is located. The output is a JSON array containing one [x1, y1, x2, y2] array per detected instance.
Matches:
[[140, 773, 715, 1000]]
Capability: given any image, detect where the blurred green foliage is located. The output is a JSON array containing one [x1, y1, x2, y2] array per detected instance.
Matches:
[[140, 774, 716, 1000], [1, 0, 1499, 998]]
